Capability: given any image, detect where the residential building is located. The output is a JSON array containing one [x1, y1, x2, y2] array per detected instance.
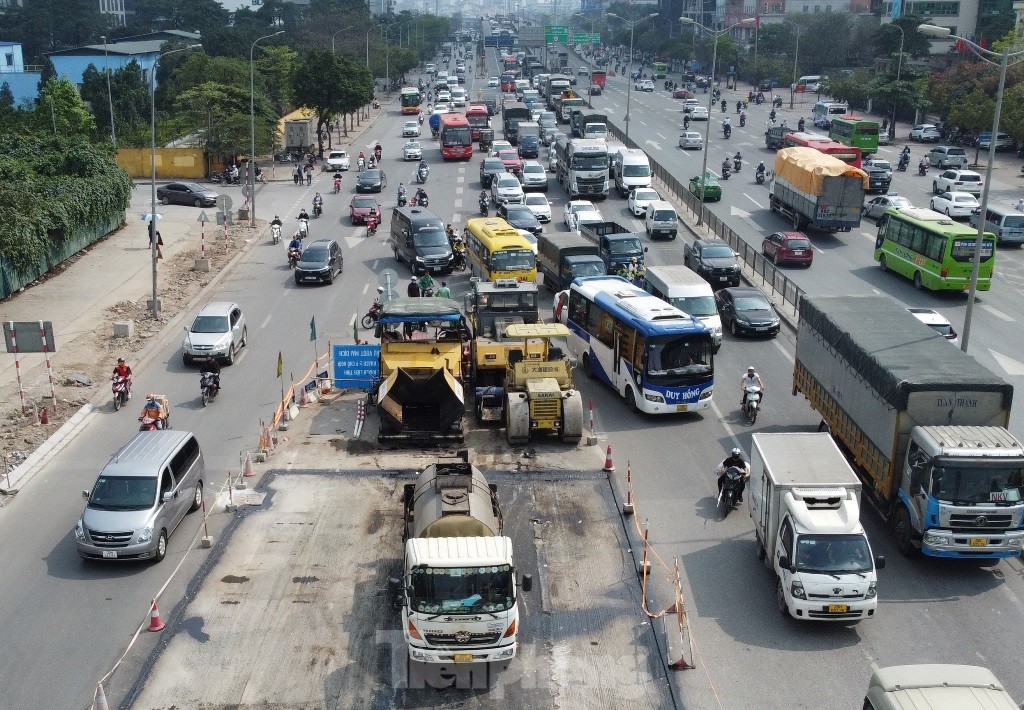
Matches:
[[99, 0, 127, 26]]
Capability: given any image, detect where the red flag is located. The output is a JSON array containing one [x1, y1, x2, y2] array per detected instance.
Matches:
[[979, 35, 988, 49]]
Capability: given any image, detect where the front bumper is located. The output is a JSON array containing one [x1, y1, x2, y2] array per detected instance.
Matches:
[[407, 640, 517, 664], [786, 596, 877, 621], [295, 268, 332, 283], [921, 529, 1024, 558]]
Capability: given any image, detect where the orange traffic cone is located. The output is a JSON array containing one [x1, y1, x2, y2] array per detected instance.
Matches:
[[242, 451, 255, 477], [147, 598, 165, 632], [603, 445, 615, 472]]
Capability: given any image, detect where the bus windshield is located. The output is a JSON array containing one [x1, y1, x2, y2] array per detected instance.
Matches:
[[491, 249, 535, 272], [442, 127, 472, 147], [646, 336, 714, 383]]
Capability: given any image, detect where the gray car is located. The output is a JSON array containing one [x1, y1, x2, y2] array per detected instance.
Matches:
[[157, 181, 218, 208], [75, 431, 204, 563], [181, 301, 248, 365]]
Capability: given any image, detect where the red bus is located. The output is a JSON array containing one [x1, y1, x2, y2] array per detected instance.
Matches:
[[439, 113, 473, 160], [466, 104, 490, 140], [782, 131, 862, 168]]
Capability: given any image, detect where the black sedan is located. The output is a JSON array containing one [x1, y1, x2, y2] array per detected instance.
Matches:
[[715, 286, 780, 338], [480, 157, 507, 188], [356, 169, 387, 193], [498, 204, 543, 236], [157, 182, 218, 207]]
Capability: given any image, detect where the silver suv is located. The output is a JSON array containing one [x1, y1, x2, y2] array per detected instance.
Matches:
[[182, 301, 248, 365], [927, 145, 969, 169]]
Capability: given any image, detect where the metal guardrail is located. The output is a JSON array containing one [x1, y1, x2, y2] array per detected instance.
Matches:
[[605, 120, 804, 320]]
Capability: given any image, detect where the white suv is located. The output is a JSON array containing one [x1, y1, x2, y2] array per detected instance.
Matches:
[[182, 302, 248, 365], [324, 150, 350, 171], [933, 169, 983, 195]]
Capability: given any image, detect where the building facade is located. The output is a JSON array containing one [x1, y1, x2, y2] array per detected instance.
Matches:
[[0, 40, 43, 105]]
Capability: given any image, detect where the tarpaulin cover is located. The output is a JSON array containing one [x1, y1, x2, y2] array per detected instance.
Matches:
[[379, 297, 463, 324], [774, 147, 869, 194], [798, 294, 1013, 411]]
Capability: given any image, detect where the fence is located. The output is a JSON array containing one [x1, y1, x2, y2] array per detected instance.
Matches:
[[116, 148, 207, 179], [606, 102, 806, 319]]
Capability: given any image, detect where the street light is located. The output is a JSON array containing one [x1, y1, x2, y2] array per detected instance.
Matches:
[[888, 23, 905, 141], [101, 36, 116, 147], [919, 24, 1024, 352], [783, 20, 802, 110], [332, 25, 354, 55], [681, 17, 755, 226], [150, 44, 201, 319], [607, 9, 658, 141], [250, 31, 284, 228]]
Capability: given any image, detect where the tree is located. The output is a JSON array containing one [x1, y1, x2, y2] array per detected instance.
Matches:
[[79, 60, 150, 144], [0, 83, 20, 134], [35, 77, 96, 138], [255, 46, 299, 117], [174, 81, 278, 158], [925, 62, 997, 121], [293, 49, 350, 156], [998, 83, 1024, 149], [947, 88, 995, 164], [872, 17, 932, 59]]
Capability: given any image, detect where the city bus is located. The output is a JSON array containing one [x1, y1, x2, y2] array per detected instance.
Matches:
[[829, 115, 880, 155], [873, 207, 996, 291], [463, 217, 537, 282], [465, 103, 490, 140], [438, 112, 473, 160], [782, 131, 862, 168], [565, 276, 715, 414], [653, 61, 668, 79], [399, 87, 422, 116], [812, 100, 848, 128]]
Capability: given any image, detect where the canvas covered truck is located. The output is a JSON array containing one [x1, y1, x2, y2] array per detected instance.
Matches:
[[749, 433, 885, 622], [536, 232, 605, 291], [284, 117, 316, 153], [374, 298, 471, 445], [391, 451, 532, 664], [794, 294, 1024, 559], [768, 147, 867, 232], [579, 220, 647, 274]]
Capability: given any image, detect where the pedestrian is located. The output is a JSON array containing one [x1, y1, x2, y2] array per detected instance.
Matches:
[[149, 225, 164, 260], [407, 276, 420, 298], [881, 118, 888, 133], [436, 281, 451, 299], [304, 165, 312, 186], [293, 164, 301, 185]]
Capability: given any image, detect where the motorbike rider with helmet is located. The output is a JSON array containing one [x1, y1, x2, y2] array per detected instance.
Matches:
[[741, 366, 764, 408], [718, 448, 751, 502], [312, 192, 323, 218], [755, 162, 767, 183], [397, 182, 407, 205], [199, 355, 221, 393], [111, 357, 133, 399], [415, 187, 428, 205]]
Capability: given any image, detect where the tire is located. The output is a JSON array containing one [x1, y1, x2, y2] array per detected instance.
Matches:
[[153, 530, 167, 563], [893, 506, 916, 556], [194, 198, 202, 208], [202, 387, 210, 407], [932, 181, 939, 194], [114, 390, 123, 411], [731, 319, 739, 336], [878, 254, 889, 272], [160, 196, 170, 206], [188, 481, 203, 513], [240, 327, 247, 348], [776, 578, 790, 617], [746, 403, 757, 425], [625, 387, 638, 413], [582, 354, 596, 380], [225, 343, 235, 366], [913, 271, 923, 290], [361, 315, 375, 329], [792, 212, 801, 230]]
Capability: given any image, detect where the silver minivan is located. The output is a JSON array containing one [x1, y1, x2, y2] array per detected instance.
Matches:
[[76, 431, 204, 563], [970, 204, 1024, 246], [642, 265, 723, 350], [645, 200, 678, 240]]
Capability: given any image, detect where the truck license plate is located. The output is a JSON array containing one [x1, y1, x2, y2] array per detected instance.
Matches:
[[827, 604, 848, 613], [102, 550, 117, 559], [453, 653, 474, 663], [970, 537, 988, 547], [536, 421, 553, 429], [676, 404, 688, 412]]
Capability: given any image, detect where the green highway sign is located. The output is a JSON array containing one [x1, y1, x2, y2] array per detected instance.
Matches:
[[573, 33, 602, 44], [545, 25, 569, 42]]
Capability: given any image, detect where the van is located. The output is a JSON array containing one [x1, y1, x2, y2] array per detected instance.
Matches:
[[644, 200, 678, 240], [390, 206, 454, 275], [642, 265, 722, 350], [76, 430, 205, 563], [793, 74, 821, 93], [864, 665, 1017, 710], [612, 147, 652, 196], [970, 204, 1024, 246]]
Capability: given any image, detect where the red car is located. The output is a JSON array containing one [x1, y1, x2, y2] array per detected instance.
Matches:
[[672, 87, 694, 99], [349, 196, 381, 225], [497, 149, 523, 177], [761, 231, 813, 267]]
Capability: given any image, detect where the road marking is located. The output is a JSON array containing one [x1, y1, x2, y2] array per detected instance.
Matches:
[[260, 313, 273, 329], [454, 200, 463, 208], [645, 139, 661, 151], [456, 186, 464, 194], [457, 176, 465, 184], [452, 213, 461, 222], [743, 194, 763, 209], [656, 133, 666, 140], [361, 283, 368, 295], [637, 120, 648, 126], [989, 349, 1024, 376], [861, 231, 875, 242], [981, 304, 1014, 321]]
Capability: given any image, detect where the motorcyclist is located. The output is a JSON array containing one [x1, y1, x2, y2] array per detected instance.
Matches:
[[415, 187, 428, 204], [418, 272, 436, 296], [297, 208, 310, 223], [918, 157, 929, 174], [733, 152, 742, 171], [357, 151, 366, 169], [755, 162, 766, 181], [228, 164, 239, 184], [721, 99, 727, 112], [717, 448, 751, 502], [741, 366, 765, 409], [270, 215, 283, 228], [445, 223, 456, 243], [374, 142, 383, 160], [397, 183, 407, 204], [333, 172, 343, 192], [288, 233, 304, 254], [683, 113, 691, 130], [721, 158, 731, 177], [111, 357, 133, 399], [797, 117, 805, 132], [198, 355, 221, 392], [312, 193, 323, 217], [368, 155, 377, 170], [769, 108, 777, 124], [736, 100, 743, 114], [739, 110, 746, 127]]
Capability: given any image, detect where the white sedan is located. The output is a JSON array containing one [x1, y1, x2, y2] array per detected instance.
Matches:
[[403, 140, 422, 161], [634, 79, 655, 92], [930, 191, 979, 219], [628, 187, 661, 217], [690, 106, 709, 121], [563, 199, 598, 228], [522, 193, 552, 222], [491, 173, 524, 204], [910, 124, 942, 142], [487, 76, 499, 87], [572, 210, 605, 233], [402, 121, 420, 137]]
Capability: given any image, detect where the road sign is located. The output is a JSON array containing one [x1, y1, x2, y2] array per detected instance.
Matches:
[[545, 25, 569, 42], [573, 33, 602, 45]]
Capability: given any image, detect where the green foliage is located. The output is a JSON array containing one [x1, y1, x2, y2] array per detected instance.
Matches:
[[872, 17, 933, 59], [292, 49, 372, 152], [123, 0, 230, 38], [36, 77, 96, 137], [173, 81, 278, 156], [998, 83, 1024, 148], [2, 0, 108, 64], [0, 134, 132, 273], [947, 88, 995, 132], [821, 70, 873, 108], [256, 46, 299, 117], [79, 60, 151, 144], [924, 62, 996, 120]]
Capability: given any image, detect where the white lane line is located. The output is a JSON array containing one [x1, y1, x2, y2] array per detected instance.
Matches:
[[981, 304, 1015, 321], [348, 313, 356, 327], [454, 200, 463, 208], [361, 283, 369, 295], [656, 133, 666, 140], [260, 313, 273, 329], [457, 176, 465, 184], [744, 194, 763, 209], [456, 186, 464, 194]]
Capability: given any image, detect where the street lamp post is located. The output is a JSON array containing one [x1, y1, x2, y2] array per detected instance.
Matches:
[[101, 36, 116, 147], [682, 17, 755, 226], [250, 31, 284, 228], [889, 24, 905, 141], [150, 44, 201, 319], [607, 9, 658, 141], [332, 25, 353, 54], [919, 24, 1024, 352], [785, 21, 801, 110]]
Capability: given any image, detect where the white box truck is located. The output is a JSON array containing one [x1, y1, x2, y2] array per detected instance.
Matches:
[[749, 432, 885, 622]]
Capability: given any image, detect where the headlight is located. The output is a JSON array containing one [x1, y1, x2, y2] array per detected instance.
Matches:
[[414, 256, 425, 263], [644, 392, 664, 403], [137, 526, 153, 543], [866, 582, 877, 599], [75, 519, 85, 541], [714, 326, 723, 336], [924, 532, 944, 546], [790, 581, 806, 599], [699, 388, 713, 400], [215, 335, 232, 351]]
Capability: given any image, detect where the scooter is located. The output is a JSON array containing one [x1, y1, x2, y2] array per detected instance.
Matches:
[[723, 125, 732, 139], [297, 217, 309, 238], [739, 113, 746, 127], [755, 171, 766, 185], [742, 385, 762, 425], [288, 246, 302, 269], [479, 197, 489, 216], [417, 165, 429, 184], [918, 162, 929, 176], [333, 176, 342, 194], [366, 216, 378, 236], [270, 224, 282, 245], [733, 157, 742, 173], [111, 375, 130, 411], [312, 202, 323, 219], [397, 191, 408, 207], [200, 372, 219, 407], [717, 466, 744, 515], [357, 157, 366, 171], [721, 165, 731, 180]]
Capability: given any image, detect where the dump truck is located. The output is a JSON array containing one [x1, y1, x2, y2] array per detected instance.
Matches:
[[590, 69, 607, 90], [374, 298, 471, 445], [543, 74, 570, 108], [579, 220, 648, 274], [749, 433, 885, 622], [794, 294, 1024, 559], [554, 136, 610, 199], [391, 450, 532, 664], [768, 147, 867, 232], [536, 232, 605, 291], [502, 323, 583, 444], [555, 92, 585, 124]]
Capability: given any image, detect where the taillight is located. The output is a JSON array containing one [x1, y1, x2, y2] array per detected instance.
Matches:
[[407, 620, 422, 640], [503, 619, 517, 638]]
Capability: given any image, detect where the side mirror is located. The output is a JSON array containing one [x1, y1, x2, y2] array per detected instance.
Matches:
[[82, 489, 90, 499], [875, 555, 886, 570], [162, 491, 174, 503], [778, 555, 792, 571], [521, 574, 533, 592], [388, 577, 402, 594]]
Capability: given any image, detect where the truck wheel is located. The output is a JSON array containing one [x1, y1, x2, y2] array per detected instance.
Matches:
[[776, 578, 790, 618], [792, 212, 802, 230], [893, 507, 917, 556], [625, 387, 639, 413]]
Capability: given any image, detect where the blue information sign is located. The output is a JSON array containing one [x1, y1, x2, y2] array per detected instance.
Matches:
[[333, 344, 381, 390]]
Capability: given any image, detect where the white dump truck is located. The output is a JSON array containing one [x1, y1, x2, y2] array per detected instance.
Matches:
[[748, 432, 885, 622]]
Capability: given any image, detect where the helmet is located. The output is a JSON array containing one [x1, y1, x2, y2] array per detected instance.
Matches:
[[117, 357, 125, 364], [411, 276, 418, 282], [747, 366, 755, 373], [377, 286, 384, 293], [731, 447, 741, 456]]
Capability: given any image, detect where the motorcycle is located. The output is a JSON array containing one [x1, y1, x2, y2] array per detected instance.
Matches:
[[366, 216, 378, 236], [453, 249, 467, 272], [397, 191, 408, 207], [917, 162, 929, 176], [717, 466, 744, 514], [297, 217, 309, 238], [271, 224, 282, 245], [288, 246, 302, 269], [361, 301, 383, 329], [374, 147, 382, 162], [333, 177, 342, 194], [896, 156, 909, 172], [357, 157, 366, 171], [733, 157, 742, 173], [200, 372, 219, 407], [111, 375, 130, 411], [755, 171, 766, 185], [417, 165, 429, 184], [739, 113, 746, 127], [723, 125, 732, 139], [418, 114, 424, 125], [742, 385, 762, 425], [720, 166, 731, 180], [479, 197, 489, 216], [312, 202, 323, 219]]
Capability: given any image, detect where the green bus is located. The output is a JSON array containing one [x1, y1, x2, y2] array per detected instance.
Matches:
[[653, 61, 668, 79], [874, 207, 996, 291], [829, 115, 880, 155]]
